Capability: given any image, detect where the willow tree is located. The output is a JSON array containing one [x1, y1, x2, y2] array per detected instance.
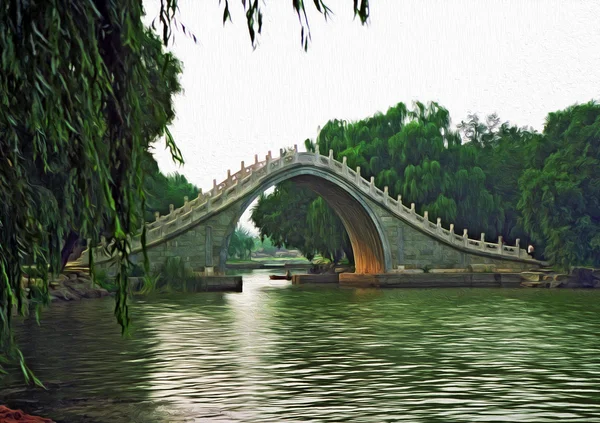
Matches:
[[0, 1, 370, 382], [518, 102, 600, 269]]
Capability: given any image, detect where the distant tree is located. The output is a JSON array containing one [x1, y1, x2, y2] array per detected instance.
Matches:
[[251, 181, 352, 264], [227, 226, 256, 260]]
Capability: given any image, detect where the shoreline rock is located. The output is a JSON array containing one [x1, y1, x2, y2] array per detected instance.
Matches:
[[0, 405, 54, 423], [22, 271, 111, 303], [520, 267, 600, 288], [49, 272, 111, 302]]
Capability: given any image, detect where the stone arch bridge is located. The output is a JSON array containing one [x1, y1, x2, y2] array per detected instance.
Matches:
[[79, 147, 541, 275]]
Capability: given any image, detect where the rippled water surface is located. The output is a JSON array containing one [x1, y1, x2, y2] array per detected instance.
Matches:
[[2, 270, 600, 422]]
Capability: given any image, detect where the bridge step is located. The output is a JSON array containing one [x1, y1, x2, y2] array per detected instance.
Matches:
[[339, 272, 522, 288], [292, 274, 339, 284]]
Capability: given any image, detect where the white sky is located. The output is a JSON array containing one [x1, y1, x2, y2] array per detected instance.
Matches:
[[143, 0, 600, 234]]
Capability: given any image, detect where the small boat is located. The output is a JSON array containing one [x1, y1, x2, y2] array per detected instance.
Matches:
[[270, 274, 292, 281]]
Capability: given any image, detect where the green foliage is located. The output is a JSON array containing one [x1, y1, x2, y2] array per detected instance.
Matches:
[[143, 157, 199, 222], [161, 256, 193, 290], [227, 226, 256, 260], [251, 181, 352, 264], [518, 101, 600, 270], [0, 0, 185, 382], [254, 236, 279, 256], [316, 101, 538, 243], [218, 0, 370, 51], [93, 270, 117, 293], [140, 273, 161, 295]]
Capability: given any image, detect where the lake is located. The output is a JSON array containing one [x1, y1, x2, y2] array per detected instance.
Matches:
[[2, 270, 600, 422]]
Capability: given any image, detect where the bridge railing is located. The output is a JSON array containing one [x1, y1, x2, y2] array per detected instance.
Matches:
[[79, 146, 529, 265], [308, 147, 527, 259]]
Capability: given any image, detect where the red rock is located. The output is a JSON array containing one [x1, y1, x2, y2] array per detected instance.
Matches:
[[0, 405, 54, 423]]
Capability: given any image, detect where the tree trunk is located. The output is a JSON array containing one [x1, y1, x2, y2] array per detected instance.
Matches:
[[60, 231, 79, 272]]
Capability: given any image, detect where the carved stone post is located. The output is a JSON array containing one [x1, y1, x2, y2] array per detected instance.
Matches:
[[266, 151, 272, 174], [369, 176, 375, 195], [355, 166, 361, 185], [423, 211, 429, 227], [463, 229, 468, 247], [155, 211, 160, 222], [480, 233, 486, 251], [516, 238, 521, 257], [498, 236, 503, 255], [205, 226, 214, 275], [383, 186, 389, 205], [342, 156, 348, 177]]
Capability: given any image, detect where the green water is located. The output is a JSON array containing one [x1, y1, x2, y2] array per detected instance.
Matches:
[[2, 270, 600, 422]]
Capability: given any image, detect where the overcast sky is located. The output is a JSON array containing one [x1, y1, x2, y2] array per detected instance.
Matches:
[[143, 0, 600, 233]]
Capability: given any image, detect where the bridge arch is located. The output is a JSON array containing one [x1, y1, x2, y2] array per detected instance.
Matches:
[[220, 165, 393, 274], [219, 165, 392, 273]]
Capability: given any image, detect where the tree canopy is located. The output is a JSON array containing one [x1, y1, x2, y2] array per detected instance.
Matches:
[[251, 180, 352, 264], [518, 102, 600, 269]]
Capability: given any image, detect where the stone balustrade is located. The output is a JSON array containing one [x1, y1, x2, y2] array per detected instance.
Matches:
[[80, 145, 529, 265]]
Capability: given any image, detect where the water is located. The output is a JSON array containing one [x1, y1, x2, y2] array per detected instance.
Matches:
[[2, 270, 600, 422]]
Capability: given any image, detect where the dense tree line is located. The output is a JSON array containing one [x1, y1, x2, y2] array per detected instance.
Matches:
[[252, 101, 600, 269]]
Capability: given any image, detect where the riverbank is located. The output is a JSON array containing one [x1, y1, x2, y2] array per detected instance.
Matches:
[[22, 264, 600, 306], [20, 269, 111, 303], [48, 271, 111, 302]]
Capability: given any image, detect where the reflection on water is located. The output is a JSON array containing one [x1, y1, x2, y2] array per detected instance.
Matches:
[[2, 269, 600, 422]]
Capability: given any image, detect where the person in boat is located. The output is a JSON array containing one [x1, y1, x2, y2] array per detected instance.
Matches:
[[527, 244, 535, 258], [285, 269, 292, 279]]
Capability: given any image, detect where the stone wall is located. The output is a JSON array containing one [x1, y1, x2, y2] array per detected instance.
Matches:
[[368, 197, 536, 271]]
